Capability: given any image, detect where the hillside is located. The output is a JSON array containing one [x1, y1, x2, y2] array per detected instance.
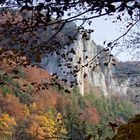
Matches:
[[0, 51, 138, 140], [0, 9, 140, 140]]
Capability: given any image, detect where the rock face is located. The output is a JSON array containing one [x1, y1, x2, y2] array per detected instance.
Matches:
[[39, 23, 140, 98], [39, 31, 136, 97], [39, 29, 111, 96], [113, 62, 140, 110]]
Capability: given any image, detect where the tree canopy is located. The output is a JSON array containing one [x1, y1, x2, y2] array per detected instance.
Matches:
[[0, 0, 139, 24], [0, 0, 139, 49]]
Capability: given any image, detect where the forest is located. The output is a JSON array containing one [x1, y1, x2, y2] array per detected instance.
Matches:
[[0, 0, 140, 140]]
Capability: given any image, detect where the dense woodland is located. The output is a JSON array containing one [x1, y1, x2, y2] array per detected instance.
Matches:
[[0, 0, 140, 140], [0, 57, 138, 139]]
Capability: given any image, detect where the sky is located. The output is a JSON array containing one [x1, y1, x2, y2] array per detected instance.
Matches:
[[81, 15, 139, 62], [74, 9, 140, 62], [89, 17, 127, 61]]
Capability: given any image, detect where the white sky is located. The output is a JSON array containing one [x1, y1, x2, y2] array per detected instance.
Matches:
[[88, 16, 126, 61], [79, 15, 140, 62]]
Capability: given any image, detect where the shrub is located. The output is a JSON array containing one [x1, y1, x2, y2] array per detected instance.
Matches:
[[0, 114, 16, 140], [16, 112, 67, 140], [0, 94, 25, 120]]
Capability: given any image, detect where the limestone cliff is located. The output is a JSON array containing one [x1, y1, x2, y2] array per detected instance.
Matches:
[[38, 32, 119, 97], [40, 32, 109, 96], [39, 23, 140, 98]]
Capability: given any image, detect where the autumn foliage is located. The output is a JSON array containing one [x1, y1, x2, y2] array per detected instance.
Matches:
[[80, 107, 99, 124], [0, 114, 16, 139], [0, 50, 138, 140], [26, 112, 67, 140], [0, 94, 25, 120]]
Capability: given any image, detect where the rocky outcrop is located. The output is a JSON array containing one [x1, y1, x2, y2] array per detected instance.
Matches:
[[113, 62, 140, 109], [40, 26, 140, 98], [40, 33, 109, 96]]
